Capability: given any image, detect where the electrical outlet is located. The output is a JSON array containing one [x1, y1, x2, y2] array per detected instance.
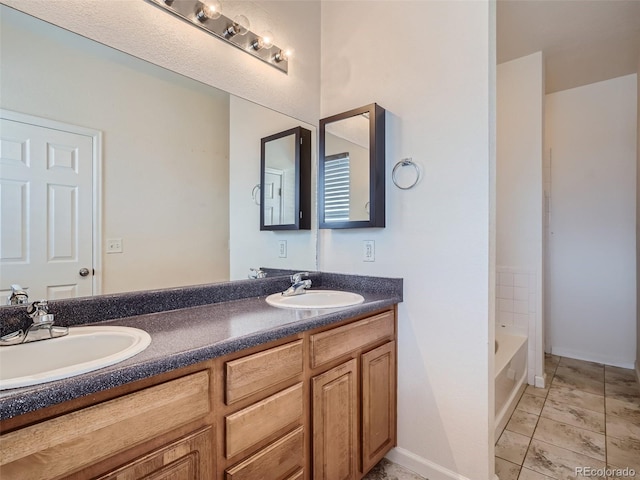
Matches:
[[106, 238, 123, 254], [278, 240, 287, 258], [363, 240, 375, 262]]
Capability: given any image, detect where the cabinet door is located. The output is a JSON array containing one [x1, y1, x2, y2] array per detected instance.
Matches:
[[361, 342, 396, 473], [312, 359, 357, 480], [96, 427, 213, 480]]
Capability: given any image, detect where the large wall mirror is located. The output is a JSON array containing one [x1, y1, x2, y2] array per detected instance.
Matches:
[[260, 127, 311, 231], [319, 103, 386, 229], [0, 5, 317, 303]]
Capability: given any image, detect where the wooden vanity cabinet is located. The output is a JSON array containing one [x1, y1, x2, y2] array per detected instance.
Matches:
[[0, 306, 397, 480], [214, 337, 306, 480], [309, 309, 397, 480], [0, 367, 216, 480]]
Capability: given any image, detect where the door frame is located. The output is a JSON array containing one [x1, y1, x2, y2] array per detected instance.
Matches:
[[1, 109, 103, 296]]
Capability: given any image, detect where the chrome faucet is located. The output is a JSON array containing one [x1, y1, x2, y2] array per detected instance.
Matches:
[[0, 300, 69, 346], [7, 284, 29, 305], [281, 272, 312, 296], [248, 268, 267, 279]]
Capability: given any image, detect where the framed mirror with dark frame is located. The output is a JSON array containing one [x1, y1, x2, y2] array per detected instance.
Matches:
[[260, 126, 312, 231], [319, 103, 386, 229]]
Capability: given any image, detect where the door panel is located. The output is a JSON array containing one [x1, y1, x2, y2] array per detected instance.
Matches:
[[263, 168, 283, 226], [312, 359, 357, 480], [0, 118, 94, 300], [361, 342, 396, 473]]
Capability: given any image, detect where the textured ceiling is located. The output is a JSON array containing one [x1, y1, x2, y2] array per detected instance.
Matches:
[[497, 0, 640, 93]]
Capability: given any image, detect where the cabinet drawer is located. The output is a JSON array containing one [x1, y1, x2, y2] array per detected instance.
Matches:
[[0, 371, 211, 480], [226, 383, 303, 458], [310, 311, 394, 368], [226, 340, 303, 405], [225, 426, 303, 480]]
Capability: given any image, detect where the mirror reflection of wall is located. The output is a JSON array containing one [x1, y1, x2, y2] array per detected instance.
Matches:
[[0, 5, 317, 301], [229, 98, 317, 280], [324, 114, 371, 223], [260, 126, 311, 231], [263, 134, 297, 226]]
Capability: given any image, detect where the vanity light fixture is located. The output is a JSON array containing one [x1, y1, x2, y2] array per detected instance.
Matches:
[[195, 0, 221, 22], [274, 48, 293, 63], [147, 0, 290, 74], [251, 31, 274, 51]]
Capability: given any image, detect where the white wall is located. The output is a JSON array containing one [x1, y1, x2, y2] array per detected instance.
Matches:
[[496, 53, 545, 386], [320, 2, 495, 479], [546, 74, 637, 368], [0, 0, 321, 125], [637, 56, 640, 379], [229, 96, 317, 280], [1, 7, 230, 294]]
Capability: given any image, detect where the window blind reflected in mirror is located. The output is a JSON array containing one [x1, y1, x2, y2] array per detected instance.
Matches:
[[323, 153, 350, 222]]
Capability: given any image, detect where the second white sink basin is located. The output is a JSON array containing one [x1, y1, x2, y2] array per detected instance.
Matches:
[[266, 290, 365, 309], [0, 325, 151, 390]]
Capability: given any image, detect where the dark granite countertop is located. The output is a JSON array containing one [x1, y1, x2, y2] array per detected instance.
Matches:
[[0, 272, 402, 420]]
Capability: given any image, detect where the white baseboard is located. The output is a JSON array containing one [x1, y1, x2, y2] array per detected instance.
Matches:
[[534, 373, 546, 388], [386, 447, 474, 480], [550, 347, 635, 369]]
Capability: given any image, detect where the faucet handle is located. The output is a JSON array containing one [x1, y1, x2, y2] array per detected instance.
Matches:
[[7, 284, 29, 305], [27, 300, 48, 317], [290, 272, 310, 283]]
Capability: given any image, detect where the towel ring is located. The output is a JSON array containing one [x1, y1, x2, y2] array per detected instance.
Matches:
[[251, 184, 261, 205], [392, 158, 421, 190]]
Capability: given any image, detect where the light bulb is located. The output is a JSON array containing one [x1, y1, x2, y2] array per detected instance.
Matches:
[[252, 30, 274, 50], [196, 0, 222, 22], [224, 15, 250, 37], [261, 31, 274, 49], [274, 47, 293, 63]]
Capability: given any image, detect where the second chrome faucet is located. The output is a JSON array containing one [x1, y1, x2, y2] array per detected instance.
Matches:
[[0, 300, 69, 346], [281, 272, 312, 297]]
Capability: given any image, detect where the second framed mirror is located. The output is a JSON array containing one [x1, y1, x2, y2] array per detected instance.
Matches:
[[260, 126, 311, 230], [319, 103, 386, 229]]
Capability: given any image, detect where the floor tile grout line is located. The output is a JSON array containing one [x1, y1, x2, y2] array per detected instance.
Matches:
[[604, 382, 608, 467]]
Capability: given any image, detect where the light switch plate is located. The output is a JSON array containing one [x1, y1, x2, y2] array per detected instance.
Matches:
[[278, 240, 287, 258], [106, 238, 123, 254], [363, 240, 375, 262]]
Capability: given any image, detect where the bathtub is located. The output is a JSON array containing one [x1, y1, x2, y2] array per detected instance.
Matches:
[[495, 329, 528, 439]]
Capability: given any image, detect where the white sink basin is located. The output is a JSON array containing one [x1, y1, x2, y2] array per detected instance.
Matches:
[[266, 290, 365, 309], [0, 326, 151, 390]]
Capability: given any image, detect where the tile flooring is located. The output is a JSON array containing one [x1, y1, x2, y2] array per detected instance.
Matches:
[[362, 459, 426, 480], [495, 355, 640, 480]]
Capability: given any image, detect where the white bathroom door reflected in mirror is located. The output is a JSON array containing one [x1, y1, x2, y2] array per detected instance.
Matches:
[[0, 115, 96, 301], [263, 168, 284, 226]]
